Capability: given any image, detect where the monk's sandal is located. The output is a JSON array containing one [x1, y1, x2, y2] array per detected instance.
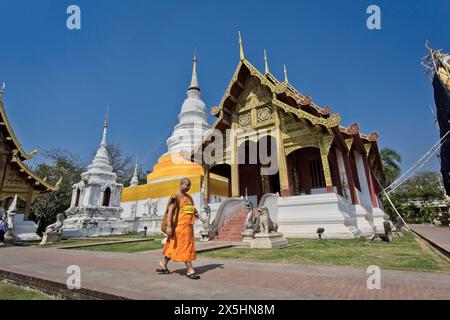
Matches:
[[156, 267, 171, 274], [186, 273, 200, 280]]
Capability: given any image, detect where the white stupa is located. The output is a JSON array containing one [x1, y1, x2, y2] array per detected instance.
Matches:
[[166, 50, 210, 154], [63, 115, 126, 238], [120, 51, 229, 235]]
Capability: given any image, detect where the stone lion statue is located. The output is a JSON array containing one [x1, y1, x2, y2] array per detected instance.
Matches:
[[45, 213, 65, 234], [257, 206, 278, 234], [199, 205, 215, 242], [244, 199, 254, 230]]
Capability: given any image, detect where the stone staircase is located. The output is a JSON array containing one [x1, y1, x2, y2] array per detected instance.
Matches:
[[214, 209, 248, 242]]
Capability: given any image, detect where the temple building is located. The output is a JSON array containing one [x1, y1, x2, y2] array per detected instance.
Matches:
[[120, 52, 228, 234], [63, 115, 127, 237], [0, 84, 61, 240], [190, 35, 387, 238]]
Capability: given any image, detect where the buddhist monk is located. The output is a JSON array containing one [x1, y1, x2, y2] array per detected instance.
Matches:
[[157, 178, 201, 280]]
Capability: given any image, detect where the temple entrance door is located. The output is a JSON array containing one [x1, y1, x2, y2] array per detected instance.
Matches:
[[239, 164, 263, 203], [238, 136, 280, 204], [288, 147, 325, 195]]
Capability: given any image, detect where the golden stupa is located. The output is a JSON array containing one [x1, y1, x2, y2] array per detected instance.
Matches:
[[121, 52, 228, 205]]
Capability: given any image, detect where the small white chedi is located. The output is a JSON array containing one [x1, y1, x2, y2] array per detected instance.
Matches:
[[63, 116, 127, 238]]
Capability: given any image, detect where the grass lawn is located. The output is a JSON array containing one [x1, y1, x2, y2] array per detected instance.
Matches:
[[0, 281, 57, 300], [199, 232, 450, 273], [78, 240, 164, 253]]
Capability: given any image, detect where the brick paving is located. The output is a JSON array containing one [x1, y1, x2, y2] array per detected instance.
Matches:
[[410, 224, 450, 255], [1, 246, 450, 300]]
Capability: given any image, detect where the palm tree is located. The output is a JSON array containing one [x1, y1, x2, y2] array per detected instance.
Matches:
[[380, 148, 402, 189]]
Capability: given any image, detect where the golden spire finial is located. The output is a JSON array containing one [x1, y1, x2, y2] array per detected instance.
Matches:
[[284, 64, 289, 83], [264, 49, 270, 75], [239, 31, 245, 61]]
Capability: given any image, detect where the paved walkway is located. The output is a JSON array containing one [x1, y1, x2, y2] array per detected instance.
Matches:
[[410, 224, 450, 255], [1, 246, 450, 300]]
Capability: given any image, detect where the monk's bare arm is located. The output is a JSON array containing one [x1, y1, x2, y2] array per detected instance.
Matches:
[[166, 202, 176, 236]]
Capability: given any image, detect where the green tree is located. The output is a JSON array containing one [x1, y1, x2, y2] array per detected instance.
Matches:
[[380, 148, 402, 189], [30, 149, 85, 235], [384, 171, 444, 224]]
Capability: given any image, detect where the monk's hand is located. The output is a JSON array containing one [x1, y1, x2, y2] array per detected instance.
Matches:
[[166, 226, 173, 238]]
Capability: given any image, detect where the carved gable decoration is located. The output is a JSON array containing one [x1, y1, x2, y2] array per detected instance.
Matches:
[[257, 106, 273, 123], [237, 76, 272, 112], [238, 112, 251, 128]]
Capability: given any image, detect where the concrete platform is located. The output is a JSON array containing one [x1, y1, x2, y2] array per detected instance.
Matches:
[[1, 246, 450, 300]]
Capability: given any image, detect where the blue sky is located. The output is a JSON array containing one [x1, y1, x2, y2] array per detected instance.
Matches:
[[0, 0, 449, 174]]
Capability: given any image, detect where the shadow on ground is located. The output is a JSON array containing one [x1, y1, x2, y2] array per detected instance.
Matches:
[[171, 264, 225, 276]]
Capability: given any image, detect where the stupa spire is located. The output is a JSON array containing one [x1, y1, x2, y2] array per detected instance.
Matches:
[[166, 52, 210, 153], [264, 49, 270, 74], [81, 109, 116, 183], [130, 162, 139, 187], [188, 49, 200, 91], [101, 107, 108, 147]]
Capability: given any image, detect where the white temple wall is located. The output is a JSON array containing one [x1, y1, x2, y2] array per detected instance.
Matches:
[[120, 189, 225, 237], [277, 193, 361, 239]]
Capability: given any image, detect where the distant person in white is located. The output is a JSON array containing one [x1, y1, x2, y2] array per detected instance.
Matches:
[[0, 214, 8, 244]]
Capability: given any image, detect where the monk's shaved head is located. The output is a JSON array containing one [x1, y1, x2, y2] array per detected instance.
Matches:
[[180, 178, 191, 185], [179, 178, 191, 194]]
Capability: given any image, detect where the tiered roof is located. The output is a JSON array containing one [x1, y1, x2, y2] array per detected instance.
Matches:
[[193, 34, 383, 172]]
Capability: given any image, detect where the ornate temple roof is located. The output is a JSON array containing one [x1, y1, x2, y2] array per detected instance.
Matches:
[[191, 33, 382, 171], [0, 87, 61, 192], [0, 86, 37, 161]]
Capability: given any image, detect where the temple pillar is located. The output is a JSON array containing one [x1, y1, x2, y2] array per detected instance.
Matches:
[[230, 124, 240, 197], [335, 148, 351, 200], [24, 188, 33, 220], [354, 150, 372, 209], [319, 135, 334, 193], [274, 111, 290, 197], [202, 164, 211, 205], [362, 151, 379, 209], [341, 150, 358, 204]]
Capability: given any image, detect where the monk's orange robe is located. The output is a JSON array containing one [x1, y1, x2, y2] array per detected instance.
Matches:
[[163, 194, 196, 262]]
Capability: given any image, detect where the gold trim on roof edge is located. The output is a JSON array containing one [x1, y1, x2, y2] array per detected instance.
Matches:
[[0, 97, 36, 160], [10, 150, 62, 192]]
